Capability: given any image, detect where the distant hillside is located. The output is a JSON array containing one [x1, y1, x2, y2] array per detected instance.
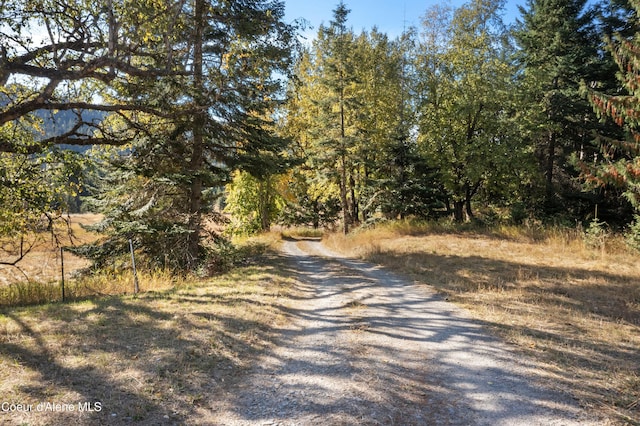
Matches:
[[37, 109, 107, 153], [1, 93, 106, 153]]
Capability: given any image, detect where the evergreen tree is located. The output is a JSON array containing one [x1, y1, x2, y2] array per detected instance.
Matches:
[[318, 1, 358, 233], [583, 0, 640, 212], [278, 169, 341, 229], [280, 50, 343, 229], [80, 0, 297, 270], [374, 134, 446, 219], [357, 29, 446, 220], [283, 2, 358, 234], [514, 0, 602, 215]]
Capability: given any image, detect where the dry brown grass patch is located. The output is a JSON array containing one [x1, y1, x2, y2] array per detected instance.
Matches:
[[326, 223, 640, 425], [0, 214, 102, 287], [0, 250, 298, 425]]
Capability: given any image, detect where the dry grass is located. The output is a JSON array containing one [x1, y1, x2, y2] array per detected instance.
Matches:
[[0, 214, 155, 307], [0, 214, 102, 287], [326, 221, 640, 425], [278, 227, 325, 240], [0, 216, 283, 307], [0, 250, 298, 425]]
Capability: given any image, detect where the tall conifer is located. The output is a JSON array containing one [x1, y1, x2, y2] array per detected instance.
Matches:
[[514, 0, 600, 213], [80, 0, 296, 270], [584, 0, 640, 211]]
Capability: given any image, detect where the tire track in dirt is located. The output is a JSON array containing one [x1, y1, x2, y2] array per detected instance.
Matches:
[[211, 239, 599, 425]]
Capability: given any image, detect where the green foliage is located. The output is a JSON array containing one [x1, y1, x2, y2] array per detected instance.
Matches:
[[514, 0, 604, 214], [6, 0, 640, 267], [372, 136, 447, 219], [0, 121, 85, 239], [584, 217, 609, 249], [283, 7, 438, 230], [625, 215, 640, 252], [417, 0, 522, 222], [582, 0, 640, 215], [278, 171, 341, 229], [72, 144, 227, 271], [224, 171, 284, 235], [65, 0, 297, 271], [510, 202, 530, 225]]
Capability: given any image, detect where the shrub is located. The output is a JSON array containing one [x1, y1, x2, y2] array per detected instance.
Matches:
[[625, 215, 640, 253], [584, 218, 609, 250]]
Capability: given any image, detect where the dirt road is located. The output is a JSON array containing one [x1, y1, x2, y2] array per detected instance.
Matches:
[[212, 239, 598, 425]]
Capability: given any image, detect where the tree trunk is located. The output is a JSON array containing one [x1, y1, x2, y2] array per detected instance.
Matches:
[[349, 174, 358, 225], [187, 0, 205, 267], [340, 156, 350, 234], [259, 179, 271, 232], [545, 77, 559, 213], [339, 76, 350, 234], [453, 200, 465, 223], [465, 184, 474, 220], [465, 198, 473, 220], [312, 198, 320, 229], [545, 129, 556, 211]]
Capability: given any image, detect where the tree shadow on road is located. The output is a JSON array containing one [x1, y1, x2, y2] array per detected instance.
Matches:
[[359, 249, 640, 424], [215, 244, 600, 425]]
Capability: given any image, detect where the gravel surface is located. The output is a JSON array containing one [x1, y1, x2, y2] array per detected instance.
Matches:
[[211, 239, 600, 425]]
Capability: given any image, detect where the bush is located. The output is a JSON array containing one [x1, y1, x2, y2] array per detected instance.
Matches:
[[510, 202, 528, 225], [625, 215, 640, 253], [584, 218, 609, 250]]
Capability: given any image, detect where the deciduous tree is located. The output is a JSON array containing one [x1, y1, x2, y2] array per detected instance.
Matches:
[[417, 0, 520, 222]]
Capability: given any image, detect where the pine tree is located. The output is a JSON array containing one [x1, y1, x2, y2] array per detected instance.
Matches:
[[584, 0, 640, 211], [280, 50, 343, 229], [319, 1, 358, 233], [514, 0, 601, 214], [79, 0, 297, 271], [283, 2, 358, 234]]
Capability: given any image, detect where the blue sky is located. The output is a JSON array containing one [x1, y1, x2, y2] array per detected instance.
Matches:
[[283, 0, 527, 39]]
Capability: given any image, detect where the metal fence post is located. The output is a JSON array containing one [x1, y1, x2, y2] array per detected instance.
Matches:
[[60, 247, 65, 302], [129, 239, 139, 294]]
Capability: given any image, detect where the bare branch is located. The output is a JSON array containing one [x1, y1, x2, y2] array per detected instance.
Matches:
[[0, 235, 36, 267]]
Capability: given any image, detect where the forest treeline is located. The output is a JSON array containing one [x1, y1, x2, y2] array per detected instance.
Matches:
[[2, 0, 640, 272], [229, 0, 640, 238]]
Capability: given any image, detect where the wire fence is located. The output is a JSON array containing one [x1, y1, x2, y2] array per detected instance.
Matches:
[[0, 240, 141, 308]]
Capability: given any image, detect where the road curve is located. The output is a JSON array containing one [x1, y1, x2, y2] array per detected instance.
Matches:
[[212, 239, 599, 425]]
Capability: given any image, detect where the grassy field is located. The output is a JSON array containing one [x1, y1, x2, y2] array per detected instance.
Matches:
[[325, 221, 640, 425], [0, 215, 236, 306], [0, 218, 297, 425], [0, 243, 297, 425], [0, 214, 102, 289]]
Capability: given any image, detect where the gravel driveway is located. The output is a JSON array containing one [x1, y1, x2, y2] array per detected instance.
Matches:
[[212, 239, 599, 425]]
